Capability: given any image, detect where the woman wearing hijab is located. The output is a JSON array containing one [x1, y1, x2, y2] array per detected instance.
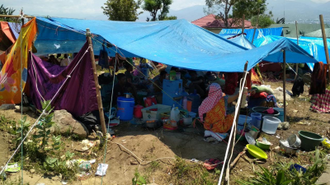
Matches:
[[199, 83, 238, 133]]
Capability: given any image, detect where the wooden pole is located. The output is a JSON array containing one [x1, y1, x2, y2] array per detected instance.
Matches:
[[283, 50, 287, 121], [0, 14, 35, 18], [242, 14, 245, 34], [295, 21, 299, 79], [222, 61, 248, 184], [86, 28, 107, 136], [319, 14, 330, 84]]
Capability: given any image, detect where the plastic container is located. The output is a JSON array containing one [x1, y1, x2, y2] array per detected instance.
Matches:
[[273, 108, 284, 122], [176, 72, 181, 80], [252, 106, 280, 117], [298, 130, 323, 151], [141, 104, 171, 121], [188, 90, 201, 113], [250, 113, 262, 129], [133, 105, 143, 118], [183, 117, 192, 126], [237, 115, 252, 132], [170, 106, 180, 127], [183, 96, 187, 110], [169, 70, 176, 81], [262, 116, 281, 134], [117, 97, 135, 121], [256, 140, 271, 150]]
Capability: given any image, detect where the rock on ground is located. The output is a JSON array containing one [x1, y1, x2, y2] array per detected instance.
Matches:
[[51, 110, 88, 138], [316, 162, 330, 185]]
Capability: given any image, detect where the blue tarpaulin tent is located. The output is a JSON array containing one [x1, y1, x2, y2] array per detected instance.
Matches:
[[254, 35, 330, 70], [35, 17, 316, 72], [219, 28, 283, 43], [222, 34, 255, 49]]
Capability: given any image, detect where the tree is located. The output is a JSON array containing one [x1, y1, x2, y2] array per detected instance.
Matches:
[[0, 4, 15, 22], [205, 0, 268, 27], [162, 15, 177, 20], [251, 14, 274, 28], [143, 0, 175, 21], [102, 0, 142, 21], [232, 0, 266, 20]]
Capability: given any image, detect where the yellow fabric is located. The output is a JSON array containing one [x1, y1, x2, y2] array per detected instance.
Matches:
[[0, 18, 37, 105], [204, 98, 234, 133]]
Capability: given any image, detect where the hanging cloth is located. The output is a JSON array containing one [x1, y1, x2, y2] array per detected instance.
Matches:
[[310, 62, 327, 95]]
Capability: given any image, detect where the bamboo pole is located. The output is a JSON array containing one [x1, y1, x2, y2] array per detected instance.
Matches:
[[86, 28, 107, 136], [0, 14, 35, 18], [283, 50, 287, 121], [319, 14, 330, 84], [218, 62, 249, 185], [295, 21, 299, 79]]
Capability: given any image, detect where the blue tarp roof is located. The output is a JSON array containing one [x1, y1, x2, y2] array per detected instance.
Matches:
[[35, 17, 317, 72], [219, 28, 283, 43], [254, 35, 330, 70], [224, 35, 255, 49]]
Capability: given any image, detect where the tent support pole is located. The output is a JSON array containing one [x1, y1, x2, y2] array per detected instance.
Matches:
[[86, 28, 107, 136], [295, 21, 299, 79], [242, 14, 245, 34], [283, 50, 287, 121], [319, 14, 330, 84]]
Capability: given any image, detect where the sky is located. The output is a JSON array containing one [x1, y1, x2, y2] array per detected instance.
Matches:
[[1, 0, 330, 21]]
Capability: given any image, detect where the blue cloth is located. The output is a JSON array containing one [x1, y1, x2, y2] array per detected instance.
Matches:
[[220, 28, 283, 42], [35, 17, 316, 72], [254, 35, 330, 70]]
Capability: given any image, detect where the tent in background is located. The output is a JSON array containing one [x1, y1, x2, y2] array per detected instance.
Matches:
[[254, 35, 330, 70], [35, 17, 316, 72], [219, 28, 283, 43]]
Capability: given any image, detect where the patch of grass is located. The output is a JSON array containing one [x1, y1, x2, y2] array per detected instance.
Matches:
[[237, 149, 327, 185], [170, 157, 218, 185]]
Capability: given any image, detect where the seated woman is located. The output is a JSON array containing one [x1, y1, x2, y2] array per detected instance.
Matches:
[[199, 83, 238, 134]]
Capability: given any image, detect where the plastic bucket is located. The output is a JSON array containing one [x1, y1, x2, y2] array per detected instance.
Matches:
[[262, 116, 281, 134], [252, 106, 280, 117], [117, 97, 135, 121], [250, 113, 262, 129], [298, 130, 323, 151], [237, 115, 252, 131], [273, 108, 284, 122]]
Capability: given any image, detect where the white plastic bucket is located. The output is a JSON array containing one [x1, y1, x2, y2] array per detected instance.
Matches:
[[262, 116, 281, 134]]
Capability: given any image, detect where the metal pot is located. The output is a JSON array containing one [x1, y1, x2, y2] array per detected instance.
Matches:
[[279, 140, 298, 156]]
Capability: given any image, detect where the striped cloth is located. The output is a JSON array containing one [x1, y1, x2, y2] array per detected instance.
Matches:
[[310, 89, 330, 113]]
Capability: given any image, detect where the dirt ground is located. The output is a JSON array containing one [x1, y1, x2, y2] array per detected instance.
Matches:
[[0, 80, 329, 185]]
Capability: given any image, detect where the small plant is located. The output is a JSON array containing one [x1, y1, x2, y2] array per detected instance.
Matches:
[[34, 100, 55, 151], [237, 149, 327, 185], [132, 169, 147, 185]]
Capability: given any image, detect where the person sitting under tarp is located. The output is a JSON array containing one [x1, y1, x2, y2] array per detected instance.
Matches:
[[113, 73, 138, 106], [197, 83, 238, 141], [150, 71, 167, 103], [188, 70, 206, 99]]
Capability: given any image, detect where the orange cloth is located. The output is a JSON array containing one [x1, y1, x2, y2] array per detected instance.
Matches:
[[0, 18, 37, 105], [0, 22, 16, 43], [203, 98, 234, 133]]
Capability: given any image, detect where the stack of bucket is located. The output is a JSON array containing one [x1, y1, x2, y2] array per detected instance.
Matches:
[[250, 113, 262, 129]]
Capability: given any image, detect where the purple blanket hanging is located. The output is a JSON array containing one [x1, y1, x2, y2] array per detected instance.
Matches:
[[27, 42, 98, 116]]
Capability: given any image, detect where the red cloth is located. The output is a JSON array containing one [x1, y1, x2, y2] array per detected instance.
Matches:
[[311, 89, 330, 113], [251, 92, 268, 99], [199, 83, 223, 122], [224, 73, 238, 95]]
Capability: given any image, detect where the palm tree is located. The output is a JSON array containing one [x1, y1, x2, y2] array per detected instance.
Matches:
[[0, 4, 16, 22]]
